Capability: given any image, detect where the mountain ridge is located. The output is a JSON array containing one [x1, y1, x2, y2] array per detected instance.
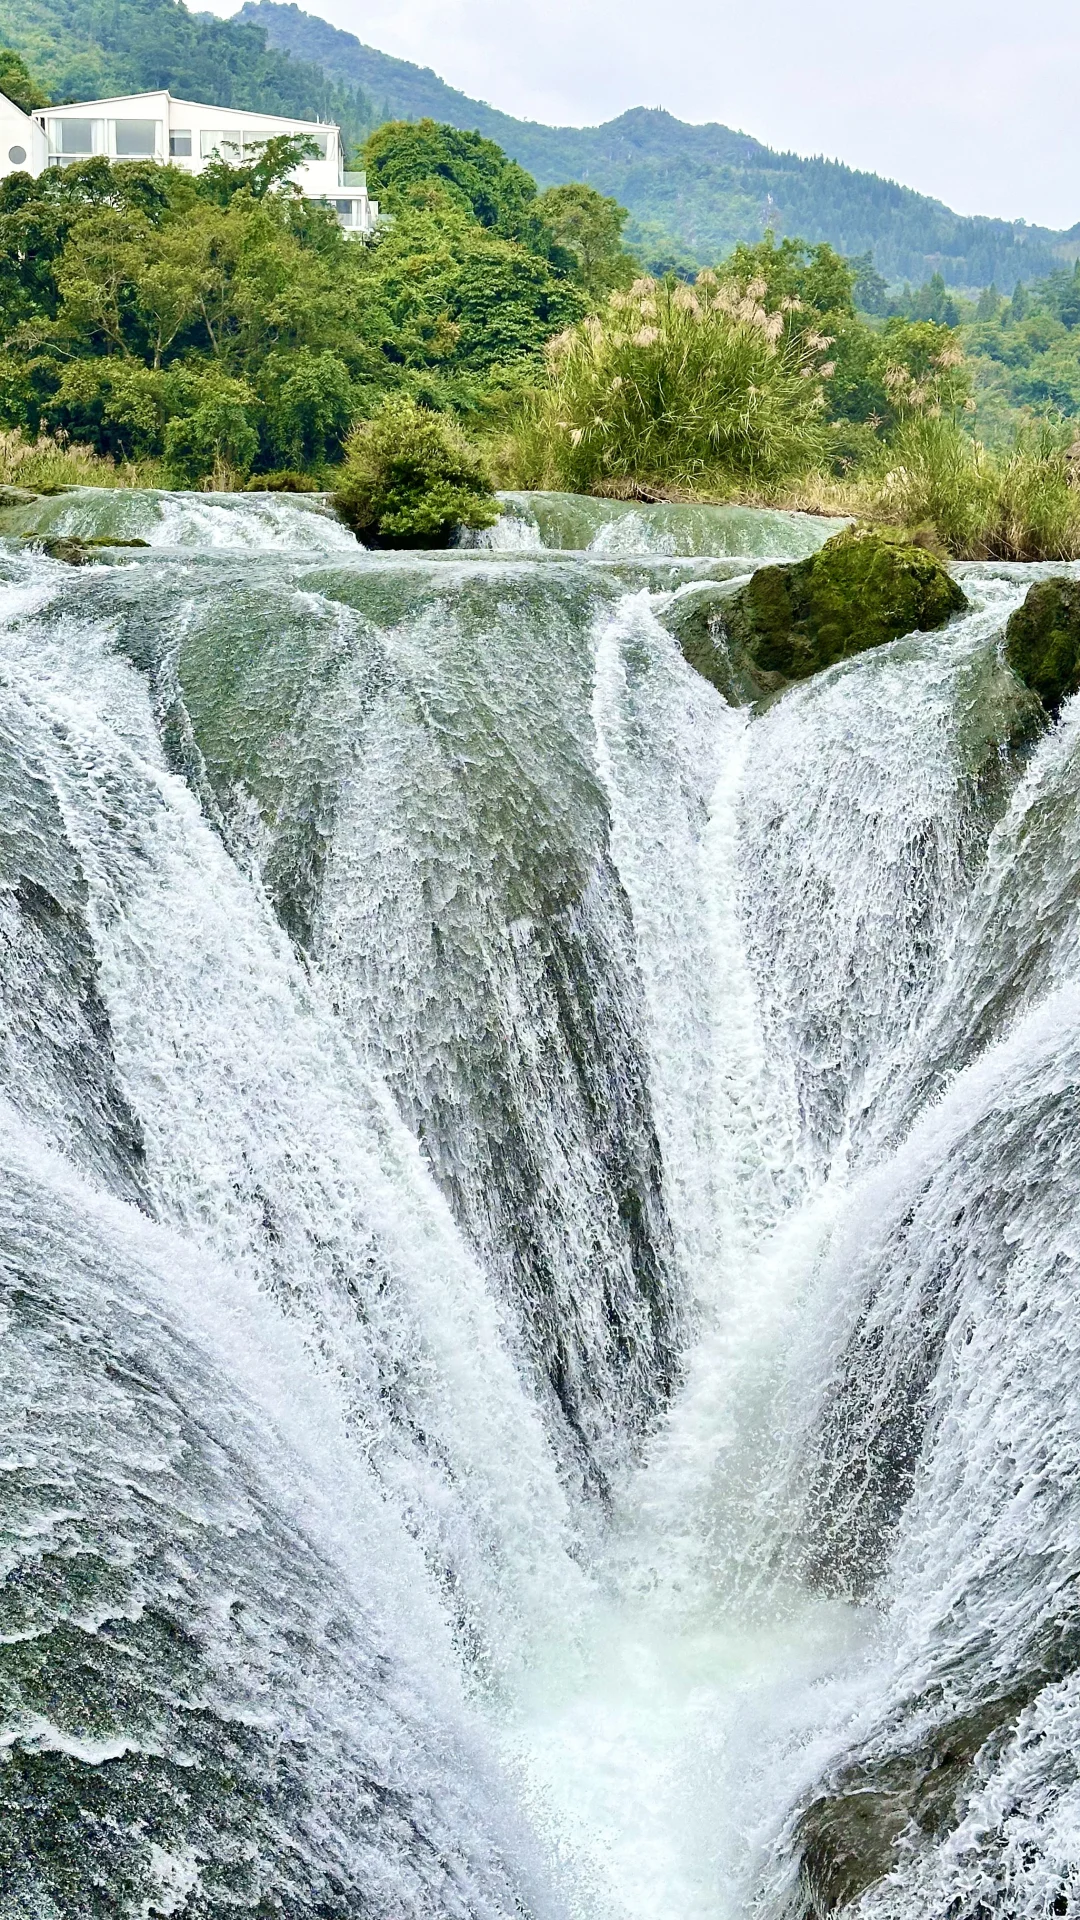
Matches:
[[0, 0, 1075, 289], [238, 0, 1080, 291]]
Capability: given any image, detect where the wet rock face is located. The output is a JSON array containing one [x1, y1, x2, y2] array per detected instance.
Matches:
[[789, 1686, 1049, 1917], [672, 527, 968, 701], [25, 536, 150, 565], [1005, 576, 1080, 716]]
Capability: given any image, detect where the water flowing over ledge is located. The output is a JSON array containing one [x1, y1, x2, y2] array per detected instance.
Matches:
[[0, 488, 1078, 1919]]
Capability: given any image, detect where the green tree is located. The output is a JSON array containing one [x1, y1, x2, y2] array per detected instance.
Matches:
[[623, 217, 700, 282], [1038, 260, 1080, 331], [717, 232, 857, 319], [363, 118, 558, 259], [0, 45, 49, 111], [975, 282, 1003, 322], [534, 183, 635, 302], [257, 346, 354, 464], [850, 252, 888, 315], [0, 158, 359, 457], [163, 378, 258, 483], [348, 193, 585, 405], [196, 132, 321, 206]]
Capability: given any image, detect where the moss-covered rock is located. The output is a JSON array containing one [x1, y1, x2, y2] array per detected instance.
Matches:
[[680, 525, 967, 701], [33, 536, 96, 566], [1004, 576, 1080, 716], [655, 579, 768, 705], [20, 536, 149, 565]]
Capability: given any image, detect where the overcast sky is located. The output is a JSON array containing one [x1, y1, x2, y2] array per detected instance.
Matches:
[[207, 0, 1080, 229]]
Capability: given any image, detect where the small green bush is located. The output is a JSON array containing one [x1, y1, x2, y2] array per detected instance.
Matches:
[[333, 396, 499, 546], [245, 470, 319, 492]]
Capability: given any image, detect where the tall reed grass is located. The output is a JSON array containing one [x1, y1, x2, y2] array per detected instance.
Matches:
[[504, 274, 833, 494], [852, 417, 1080, 561]]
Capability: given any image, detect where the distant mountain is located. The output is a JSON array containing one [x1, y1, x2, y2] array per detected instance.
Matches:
[[241, 0, 1080, 291]]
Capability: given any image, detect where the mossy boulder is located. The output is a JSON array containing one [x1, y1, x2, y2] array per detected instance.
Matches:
[[22, 536, 149, 565], [33, 536, 96, 566], [680, 525, 967, 701], [1004, 576, 1080, 716], [655, 579, 767, 705]]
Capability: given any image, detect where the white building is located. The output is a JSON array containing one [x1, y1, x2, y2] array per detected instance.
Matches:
[[1, 93, 48, 178], [0, 89, 378, 235]]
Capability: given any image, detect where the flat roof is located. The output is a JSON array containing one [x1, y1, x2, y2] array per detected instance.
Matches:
[[39, 90, 335, 129]]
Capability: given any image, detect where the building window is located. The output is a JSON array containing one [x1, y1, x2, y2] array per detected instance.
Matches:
[[7, 145, 26, 165], [332, 199, 356, 225], [200, 130, 240, 159], [113, 119, 159, 157], [56, 119, 99, 155], [169, 130, 192, 157]]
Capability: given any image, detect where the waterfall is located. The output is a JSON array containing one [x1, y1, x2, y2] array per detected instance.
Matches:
[[1, 490, 1077, 1919]]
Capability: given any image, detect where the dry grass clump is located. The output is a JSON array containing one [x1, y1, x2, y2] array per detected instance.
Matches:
[[0, 429, 162, 491]]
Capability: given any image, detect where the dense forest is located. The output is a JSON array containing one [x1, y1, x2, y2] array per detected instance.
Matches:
[[0, 95, 606, 483], [2, 22, 1079, 560], [0, 63, 954, 482], [244, 0, 1080, 290]]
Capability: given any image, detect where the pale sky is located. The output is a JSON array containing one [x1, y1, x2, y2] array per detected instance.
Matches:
[[206, 0, 1080, 230]]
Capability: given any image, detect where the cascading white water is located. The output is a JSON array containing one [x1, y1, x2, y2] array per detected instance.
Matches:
[[1, 489, 1077, 1920]]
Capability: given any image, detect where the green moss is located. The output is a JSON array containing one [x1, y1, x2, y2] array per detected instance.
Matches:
[[18, 534, 149, 565], [715, 525, 968, 692], [1004, 576, 1080, 715]]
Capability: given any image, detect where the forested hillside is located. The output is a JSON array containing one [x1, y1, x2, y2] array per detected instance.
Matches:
[[0, 0, 378, 148], [1, 0, 1078, 290], [242, 0, 1080, 290]]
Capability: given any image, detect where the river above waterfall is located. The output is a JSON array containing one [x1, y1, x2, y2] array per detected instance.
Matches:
[[1, 487, 1078, 1920]]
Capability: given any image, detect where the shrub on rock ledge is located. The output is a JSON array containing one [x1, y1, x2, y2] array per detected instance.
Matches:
[[334, 397, 499, 547]]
